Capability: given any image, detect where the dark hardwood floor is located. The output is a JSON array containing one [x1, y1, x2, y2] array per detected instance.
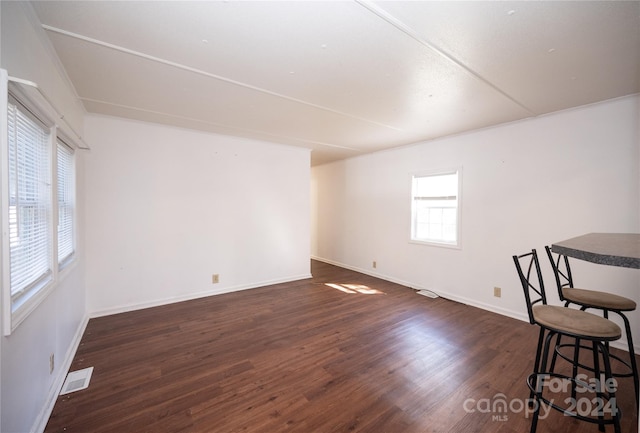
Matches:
[[45, 260, 638, 433]]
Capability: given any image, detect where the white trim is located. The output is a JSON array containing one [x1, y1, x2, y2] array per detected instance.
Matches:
[[0, 67, 5, 431], [8, 76, 89, 150], [89, 273, 313, 318], [355, 0, 534, 116], [1, 69, 10, 335], [32, 314, 89, 433], [42, 24, 400, 134], [8, 280, 56, 336], [312, 255, 421, 292], [310, 255, 638, 354], [353, 94, 639, 168], [409, 167, 463, 249]]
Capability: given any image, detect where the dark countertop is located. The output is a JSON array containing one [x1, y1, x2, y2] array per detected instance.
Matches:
[[551, 233, 640, 269]]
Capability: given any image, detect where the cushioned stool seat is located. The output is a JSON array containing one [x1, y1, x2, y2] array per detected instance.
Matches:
[[533, 305, 621, 340], [561, 288, 636, 311]]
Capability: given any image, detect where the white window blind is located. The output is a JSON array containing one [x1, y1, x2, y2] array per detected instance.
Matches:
[[57, 140, 74, 267], [7, 99, 53, 304]]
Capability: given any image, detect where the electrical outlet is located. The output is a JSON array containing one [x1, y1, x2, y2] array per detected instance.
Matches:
[[493, 287, 502, 298], [49, 353, 55, 374], [212, 274, 219, 284], [372, 261, 377, 269]]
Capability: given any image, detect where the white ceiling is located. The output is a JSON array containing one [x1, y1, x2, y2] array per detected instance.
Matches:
[[31, 1, 640, 166]]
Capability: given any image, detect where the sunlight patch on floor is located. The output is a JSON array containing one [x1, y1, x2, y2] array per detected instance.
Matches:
[[325, 283, 384, 295]]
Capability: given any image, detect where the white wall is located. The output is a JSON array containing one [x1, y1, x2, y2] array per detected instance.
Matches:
[[312, 95, 640, 352], [84, 115, 311, 316], [1, 3, 88, 433]]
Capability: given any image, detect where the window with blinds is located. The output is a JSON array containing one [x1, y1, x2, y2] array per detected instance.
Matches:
[[7, 99, 53, 306], [411, 170, 461, 247], [2, 74, 80, 335], [57, 140, 75, 267]]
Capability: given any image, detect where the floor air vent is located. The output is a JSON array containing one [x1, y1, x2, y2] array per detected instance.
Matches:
[[60, 367, 94, 395]]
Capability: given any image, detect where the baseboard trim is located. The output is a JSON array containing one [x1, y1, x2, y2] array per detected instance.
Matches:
[[32, 314, 90, 433], [89, 273, 313, 319], [32, 273, 314, 432], [312, 255, 528, 321], [311, 256, 638, 354]]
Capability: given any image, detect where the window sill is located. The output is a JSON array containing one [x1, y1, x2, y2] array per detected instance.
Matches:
[[3, 258, 78, 336], [409, 239, 462, 250], [6, 277, 56, 335]]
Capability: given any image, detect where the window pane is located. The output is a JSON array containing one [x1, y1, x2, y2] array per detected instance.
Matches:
[[414, 173, 457, 198], [411, 171, 459, 245], [57, 141, 74, 266], [7, 101, 52, 302]]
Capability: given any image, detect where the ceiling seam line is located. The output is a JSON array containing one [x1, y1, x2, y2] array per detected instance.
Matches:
[[23, 2, 86, 108], [41, 24, 405, 133], [355, 0, 537, 116], [80, 96, 360, 151]]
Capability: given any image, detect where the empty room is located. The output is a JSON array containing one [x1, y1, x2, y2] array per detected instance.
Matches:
[[0, 1, 638, 433]]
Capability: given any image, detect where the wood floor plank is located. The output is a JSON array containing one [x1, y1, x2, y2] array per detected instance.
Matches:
[[45, 260, 638, 433]]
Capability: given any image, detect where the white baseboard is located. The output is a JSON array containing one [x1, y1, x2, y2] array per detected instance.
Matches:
[[311, 255, 422, 291], [90, 273, 313, 318], [311, 256, 638, 354], [32, 314, 90, 433], [312, 255, 528, 321], [32, 273, 313, 432]]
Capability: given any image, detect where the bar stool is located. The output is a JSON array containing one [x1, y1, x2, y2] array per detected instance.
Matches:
[[545, 245, 638, 406], [513, 249, 622, 433]]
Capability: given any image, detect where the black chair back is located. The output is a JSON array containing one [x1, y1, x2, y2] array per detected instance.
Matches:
[[513, 249, 547, 325], [544, 245, 574, 303]]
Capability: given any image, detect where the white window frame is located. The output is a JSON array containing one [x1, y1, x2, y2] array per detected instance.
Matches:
[[410, 168, 462, 249], [1, 70, 78, 335], [57, 139, 75, 269]]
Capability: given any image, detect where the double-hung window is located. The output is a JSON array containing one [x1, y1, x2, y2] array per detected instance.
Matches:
[[411, 169, 461, 247], [57, 140, 75, 268], [2, 73, 78, 334], [7, 97, 53, 311]]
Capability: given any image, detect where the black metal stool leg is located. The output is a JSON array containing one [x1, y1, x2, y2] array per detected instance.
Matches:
[[530, 327, 546, 405], [616, 311, 639, 407], [571, 337, 581, 402], [549, 333, 563, 373], [592, 341, 605, 432], [530, 330, 556, 433], [598, 342, 622, 433]]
